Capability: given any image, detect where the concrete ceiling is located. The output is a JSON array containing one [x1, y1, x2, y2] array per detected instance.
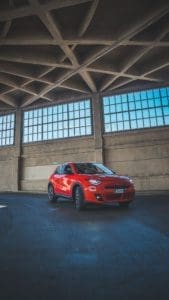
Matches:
[[0, 0, 169, 111]]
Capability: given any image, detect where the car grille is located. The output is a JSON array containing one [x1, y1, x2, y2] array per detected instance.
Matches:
[[104, 192, 132, 202], [104, 185, 130, 189]]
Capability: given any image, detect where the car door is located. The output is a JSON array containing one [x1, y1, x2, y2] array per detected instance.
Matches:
[[52, 165, 64, 195], [60, 164, 74, 197]]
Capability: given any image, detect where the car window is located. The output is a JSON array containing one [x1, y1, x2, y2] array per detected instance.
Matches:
[[63, 164, 73, 175], [75, 163, 114, 175], [75, 163, 101, 174], [54, 165, 62, 174]]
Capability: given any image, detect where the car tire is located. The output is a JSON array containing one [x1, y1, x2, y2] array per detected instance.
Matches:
[[74, 186, 86, 211], [48, 184, 57, 202], [119, 202, 130, 208]]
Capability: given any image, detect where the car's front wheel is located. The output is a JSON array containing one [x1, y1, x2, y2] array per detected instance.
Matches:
[[74, 186, 86, 211], [48, 184, 57, 202]]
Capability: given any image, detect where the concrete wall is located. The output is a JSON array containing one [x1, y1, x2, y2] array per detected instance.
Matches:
[[1, 127, 169, 192], [19, 126, 169, 192], [21, 137, 95, 191], [104, 127, 169, 190], [0, 147, 19, 191]]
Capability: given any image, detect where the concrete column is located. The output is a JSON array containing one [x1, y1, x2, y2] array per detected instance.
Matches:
[[13, 109, 22, 191], [92, 93, 104, 163]]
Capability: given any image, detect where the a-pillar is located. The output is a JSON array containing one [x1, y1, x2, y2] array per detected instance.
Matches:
[[92, 93, 104, 163]]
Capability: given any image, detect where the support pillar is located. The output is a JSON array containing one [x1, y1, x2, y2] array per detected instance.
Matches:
[[92, 93, 104, 163], [13, 109, 22, 191]]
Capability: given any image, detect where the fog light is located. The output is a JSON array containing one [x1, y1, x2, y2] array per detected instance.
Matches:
[[95, 194, 103, 201]]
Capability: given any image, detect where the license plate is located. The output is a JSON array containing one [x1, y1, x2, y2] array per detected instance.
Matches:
[[115, 188, 124, 194]]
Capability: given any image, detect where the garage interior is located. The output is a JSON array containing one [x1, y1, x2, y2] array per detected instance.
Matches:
[[0, 1, 169, 300], [0, 0, 169, 192]]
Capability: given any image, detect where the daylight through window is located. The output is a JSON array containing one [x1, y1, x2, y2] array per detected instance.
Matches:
[[103, 87, 169, 133], [0, 113, 15, 146], [23, 99, 92, 143]]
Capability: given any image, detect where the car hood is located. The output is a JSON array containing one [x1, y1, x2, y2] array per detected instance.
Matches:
[[84, 174, 132, 186]]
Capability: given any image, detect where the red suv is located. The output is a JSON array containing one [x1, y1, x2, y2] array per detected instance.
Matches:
[[48, 162, 135, 210]]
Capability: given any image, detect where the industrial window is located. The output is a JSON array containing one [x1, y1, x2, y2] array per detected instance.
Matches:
[[0, 113, 15, 146], [103, 87, 169, 133], [23, 99, 92, 143]]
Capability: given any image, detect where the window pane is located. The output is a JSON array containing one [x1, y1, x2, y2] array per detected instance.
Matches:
[[142, 110, 149, 118], [118, 122, 123, 130], [157, 117, 163, 126], [147, 90, 153, 98], [116, 103, 122, 112], [123, 112, 129, 120], [154, 98, 161, 107], [164, 116, 169, 125], [105, 115, 110, 123], [141, 91, 147, 99], [162, 98, 168, 106], [153, 89, 160, 98], [144, 119, 150, 127], [122, 94, 127, 102], [129, 102, 135, 110], [131, 120, 137, 129], [111, 114, 116, 122], [105, 124, 111, 132], [124, 121, 130, 130], [109, 96, 115, 105], [117, 113, 123, 121], [150, 118, 157, 127], [137, 119, 143, 128]]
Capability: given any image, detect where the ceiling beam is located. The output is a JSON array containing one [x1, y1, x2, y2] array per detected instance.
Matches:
[[86, 67, 161, 82], [0, 55, 73, 69], [123, 41, 169, 47], [0, 95, 16, 107], [143, 62, 169, 77], [0, 38, 169, 47], [108, 62, 169, 92], [100, 22, 169, 91], [60, 83, 89, 94], [60, 0, 99, 64], [1, 21, 12, 38], [78, 0, 99, 36], [110, 79, 135, 91], [36, 6, 97, 93], [81, 4, 169, 68], [25, 0, 97, 103], [0, 78, 53, 103], [54, 4, 169, 86], [0, 68, 52, 85], [0, 0, 93, 22]]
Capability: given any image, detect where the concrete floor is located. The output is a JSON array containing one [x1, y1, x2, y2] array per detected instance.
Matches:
[[0, 193, 169, 300]]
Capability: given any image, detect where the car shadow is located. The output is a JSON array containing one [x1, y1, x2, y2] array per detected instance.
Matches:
[[48, 196, 135, 223]]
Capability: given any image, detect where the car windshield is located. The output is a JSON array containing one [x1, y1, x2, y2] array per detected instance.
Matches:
[[75, 163, 115, 175]]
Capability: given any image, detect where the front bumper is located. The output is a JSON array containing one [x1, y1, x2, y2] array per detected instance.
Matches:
[[84, 185, 135, 204]]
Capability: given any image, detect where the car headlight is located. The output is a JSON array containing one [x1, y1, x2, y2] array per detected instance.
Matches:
[[88, 179, 102, 185]]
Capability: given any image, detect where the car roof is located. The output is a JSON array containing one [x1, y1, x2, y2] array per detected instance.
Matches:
[[54, 162, 97, 167]]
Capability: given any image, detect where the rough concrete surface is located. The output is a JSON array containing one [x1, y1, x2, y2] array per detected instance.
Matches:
[[0, 193, 169, 300]]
